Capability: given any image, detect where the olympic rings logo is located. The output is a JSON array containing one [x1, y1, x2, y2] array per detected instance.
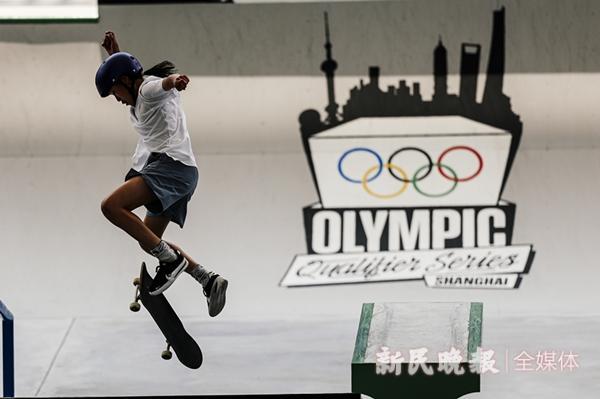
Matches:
[[337, 146, 483, 198]]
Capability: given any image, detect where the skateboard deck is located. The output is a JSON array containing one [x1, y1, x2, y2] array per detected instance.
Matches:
[[132, 262, 203, 369]]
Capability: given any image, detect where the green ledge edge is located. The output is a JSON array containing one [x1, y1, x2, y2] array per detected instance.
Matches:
[[467, 302, 483, 362], [352, 302, 374, 364]]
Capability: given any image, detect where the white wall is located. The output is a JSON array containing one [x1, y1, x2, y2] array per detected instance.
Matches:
[[0, 1, 600, 157]]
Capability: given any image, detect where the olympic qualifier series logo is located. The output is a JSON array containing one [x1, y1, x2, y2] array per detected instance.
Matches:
[[281, 8, 535, 289]]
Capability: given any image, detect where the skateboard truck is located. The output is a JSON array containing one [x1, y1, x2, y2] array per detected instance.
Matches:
[[130, 277, 141, 312], [162, 341, 173, 360]]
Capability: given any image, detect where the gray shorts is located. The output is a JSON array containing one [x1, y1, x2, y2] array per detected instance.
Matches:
[[125, 152, 198, 228]]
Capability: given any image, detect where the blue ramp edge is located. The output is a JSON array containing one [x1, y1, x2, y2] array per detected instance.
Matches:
[[0, 300, 15, 397]]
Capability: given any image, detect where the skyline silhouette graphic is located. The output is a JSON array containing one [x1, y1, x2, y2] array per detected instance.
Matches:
[[300, 7, 522, 201]]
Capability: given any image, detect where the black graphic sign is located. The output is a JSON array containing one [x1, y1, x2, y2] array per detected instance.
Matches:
[[283, 7, 535, 289]]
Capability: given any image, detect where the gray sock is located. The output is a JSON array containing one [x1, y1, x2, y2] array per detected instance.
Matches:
[[188, 264, 212, 287], [149, 240, 177, 263]]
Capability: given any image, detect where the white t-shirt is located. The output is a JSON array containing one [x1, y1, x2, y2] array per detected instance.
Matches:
[[129, 75, 197, 171]]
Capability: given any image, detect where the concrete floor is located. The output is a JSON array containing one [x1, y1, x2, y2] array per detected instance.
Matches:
[[1, 314, 598, 398]]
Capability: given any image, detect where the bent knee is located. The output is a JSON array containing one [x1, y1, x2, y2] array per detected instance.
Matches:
[[101, 196, 121, 219]]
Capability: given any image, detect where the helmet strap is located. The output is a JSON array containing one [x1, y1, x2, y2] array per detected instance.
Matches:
[[127, 77, 138, 105]]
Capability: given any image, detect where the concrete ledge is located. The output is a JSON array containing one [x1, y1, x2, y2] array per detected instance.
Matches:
[[352, 302, 483, 399]]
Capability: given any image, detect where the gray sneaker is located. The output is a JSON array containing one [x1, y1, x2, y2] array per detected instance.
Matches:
[[203, 273, 228, 317]]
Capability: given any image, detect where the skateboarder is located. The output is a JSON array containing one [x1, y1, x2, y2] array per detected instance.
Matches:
[[96, 31, 227, 317]]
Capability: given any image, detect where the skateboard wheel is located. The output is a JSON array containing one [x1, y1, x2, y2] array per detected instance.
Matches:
[[129, 302, 141, 312], [161, 350, 172, 360], [133, 277, 141, 287]]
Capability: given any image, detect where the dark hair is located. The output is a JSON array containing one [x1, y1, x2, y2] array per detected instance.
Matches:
[[143, 60, 178, 78]]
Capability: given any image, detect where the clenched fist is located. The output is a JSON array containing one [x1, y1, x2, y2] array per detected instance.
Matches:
[[101, 31, 121, 55], [174, 75, 190, 91]]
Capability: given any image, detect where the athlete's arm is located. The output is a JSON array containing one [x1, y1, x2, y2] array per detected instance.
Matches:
[[162, 74, 190, 92], [101, 31, 120, 55], [140, 74, 190, 100]]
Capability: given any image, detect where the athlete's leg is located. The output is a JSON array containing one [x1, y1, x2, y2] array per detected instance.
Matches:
[[141, 209, 227, 316], [165, 242, 200, 272], [141, 213, 170, 240], [100, 176, 162, 252], [141, 214, 198, 273]]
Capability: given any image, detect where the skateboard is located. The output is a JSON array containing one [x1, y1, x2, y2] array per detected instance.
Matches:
[[129, 262, 203, 369]]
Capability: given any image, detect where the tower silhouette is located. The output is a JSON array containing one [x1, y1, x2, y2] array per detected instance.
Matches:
[[460, 43, 481, 103], [433, 37, 448, 101], [368, 66, 380, 88], [482, 7, 506, 105], [321, 12, 339, 125]]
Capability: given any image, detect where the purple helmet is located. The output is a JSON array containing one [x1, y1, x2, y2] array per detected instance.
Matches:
[[95, 52, 143, 97]]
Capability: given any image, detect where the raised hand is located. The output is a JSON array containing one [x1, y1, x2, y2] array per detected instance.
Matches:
[[101, 31, 121, 55]]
